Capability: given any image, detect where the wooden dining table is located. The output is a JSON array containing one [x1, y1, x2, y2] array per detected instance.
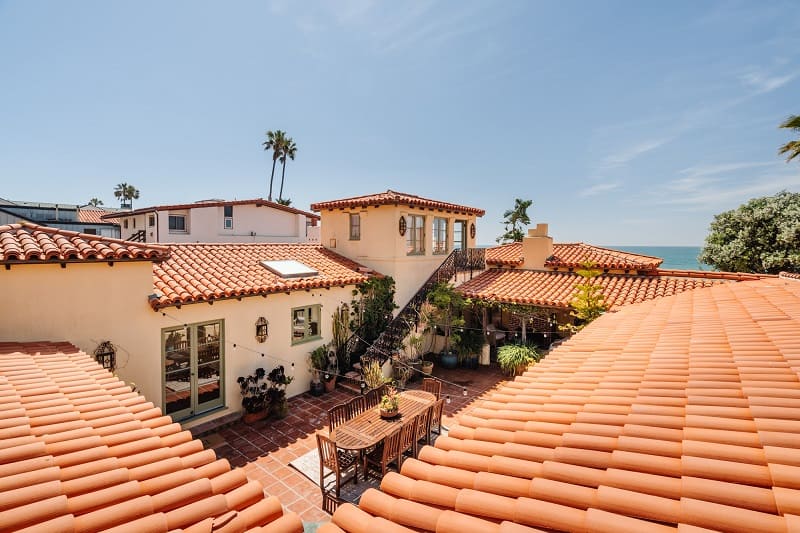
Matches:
[[330, 390, 436, 451]]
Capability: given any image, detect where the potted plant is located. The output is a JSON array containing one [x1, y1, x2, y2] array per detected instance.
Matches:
[[308, 344, 327, 396], [362, 357, 385, 391], [497, 344, 540, 376], [267, 365, 294, 419], [237, 367, 270, 423], [379, 384, 400, 418], [407, 333, 432, 375], [322, 349, 338, 393], [425, 283, 465, 369], [455, 328, 483, 369]]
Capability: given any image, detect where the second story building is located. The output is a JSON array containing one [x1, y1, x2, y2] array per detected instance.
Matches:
[[0, 198, 122, 238], [311, 190, 484, 307], [105, 197, 320, 243]]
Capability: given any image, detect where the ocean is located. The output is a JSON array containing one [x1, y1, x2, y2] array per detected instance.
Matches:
[[610, 246, 708, 271]]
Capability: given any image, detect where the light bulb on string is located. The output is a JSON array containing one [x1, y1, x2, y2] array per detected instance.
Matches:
[[462, 388, 467, 397], [232, 343, 237, 349], [446, 395, 451, 405]]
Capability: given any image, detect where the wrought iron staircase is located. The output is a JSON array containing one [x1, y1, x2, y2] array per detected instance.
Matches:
[[126, 230, 146, 243]]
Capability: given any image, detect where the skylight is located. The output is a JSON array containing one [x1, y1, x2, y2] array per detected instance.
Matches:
[[260, 260, 319, 278]]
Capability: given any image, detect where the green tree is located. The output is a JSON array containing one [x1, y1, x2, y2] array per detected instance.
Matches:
[[278, 137, 297, 202], [699, 191, 800, 274], [87, 198, 103, 207], [275, 198, 292, 206], [497, 198, 533, 243], [561, 260, 606, 333], [262, 130, 287, 201], [113, 183, 140, 209], [424, 282, 465, 354], [779, 115, 800, 163], [350, 277, 398, 346]]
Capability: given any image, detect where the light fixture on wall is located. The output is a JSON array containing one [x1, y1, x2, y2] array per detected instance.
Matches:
[[93, 341, 116, 371], [470, 222, 476, 239], [398, 216, 407, 236], [329, 238, 337, 248], [255, 317, 269, 343]]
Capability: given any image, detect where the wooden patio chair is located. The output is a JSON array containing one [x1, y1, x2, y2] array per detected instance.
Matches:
[[364, 427, 403, 480], [348, 395, 367, 417], [428, 398, 446, 443], [321, 491, 345, 515], [422, 378, 442, 399], [412, 405, 432, 457], [316, 433, 358, 499], [365, 384, 385, 408], [397, 419, 417, 469], [328, 403, 349, 431]]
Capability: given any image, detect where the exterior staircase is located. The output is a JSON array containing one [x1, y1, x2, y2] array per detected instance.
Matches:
[[126, 230, 146, 243]]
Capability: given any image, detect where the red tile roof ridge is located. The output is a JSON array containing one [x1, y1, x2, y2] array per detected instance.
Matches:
[[0, 342, 302, 533], [310, 189, 485, 216], [779, 271, 800, 280], [653, 268, 775, 281], [485, 242, 664, 269], [102, 198, 319, 220], [550, 242, 663, 268], [329, 277, 800, 532], [0, 222, 169, 264]]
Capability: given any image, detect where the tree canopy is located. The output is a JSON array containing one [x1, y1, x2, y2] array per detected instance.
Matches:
[[497, 198, 533, 243], [561, 260, 606, 333], [113, 183, 140, 209], [779, 115, 800, 163], [699, 191, 800, 274]]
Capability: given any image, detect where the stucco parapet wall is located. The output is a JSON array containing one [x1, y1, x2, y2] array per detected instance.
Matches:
[[310, 190, 485, 217], [103, 197, 320, 220], [150, 242, 376, 310], [0, 222, 169, 264]]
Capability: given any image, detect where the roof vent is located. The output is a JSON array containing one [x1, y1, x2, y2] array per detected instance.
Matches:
[[260, 260, 319, 278]]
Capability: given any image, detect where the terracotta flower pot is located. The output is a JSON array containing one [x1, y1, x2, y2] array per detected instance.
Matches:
[[421, 361, 434, 375], [242, 410, 268, 424], [380, 407, 399, 419]]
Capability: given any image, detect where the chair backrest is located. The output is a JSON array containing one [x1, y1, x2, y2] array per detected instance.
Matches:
[[316, 433, 339, 478], [415, 405, 432, 440], [365, 384, 385, 408], [398, 418, 417, 454], [431, 398, 445, 428], [422, 378, 442, 399], [382, 427, 403, 463], [328, 403, 349, 431], [349, 395, 367, 417]]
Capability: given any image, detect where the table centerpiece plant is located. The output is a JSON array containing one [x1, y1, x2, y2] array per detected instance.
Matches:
[[379, 384, 400, 418]]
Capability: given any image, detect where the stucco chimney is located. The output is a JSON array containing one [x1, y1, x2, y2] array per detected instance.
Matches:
[[521, 223, 553, 270]]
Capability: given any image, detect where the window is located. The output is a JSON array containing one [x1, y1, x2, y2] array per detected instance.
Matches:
[[454, 220, 466, 250], [169, 214, 187, 232], [433, 217, 448, 254], [406, 215, 425, 255], [349, 213, 360, 240], [162, 320, 223, 420], [148, 214, 155, 227], [223, 205, 233, 230], [83, 228, 97, 235], [133, 218, 136, 229], [292, 305, 321, 344], [123, 219, 128, 229]]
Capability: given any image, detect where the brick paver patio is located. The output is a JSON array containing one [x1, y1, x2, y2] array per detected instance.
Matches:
[[198, 363, 510, 524]]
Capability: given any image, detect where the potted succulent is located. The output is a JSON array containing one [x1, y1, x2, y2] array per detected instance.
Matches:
[[497, 344, 540, 376], [267, 365, 294, 419], [237, 367, 270, 423], [308, 344, 327, 396], [379, 384, 400, 418]]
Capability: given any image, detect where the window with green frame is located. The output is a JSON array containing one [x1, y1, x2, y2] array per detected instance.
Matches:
[[291, 305, 321, 344]]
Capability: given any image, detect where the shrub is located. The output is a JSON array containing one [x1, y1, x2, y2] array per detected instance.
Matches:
[[497, 344, 540, 376]]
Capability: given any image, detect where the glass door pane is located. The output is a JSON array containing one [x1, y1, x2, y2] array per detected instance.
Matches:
[[196, 322, 223, 413], [454, 220, 466, 250], [163, 327, 192, 419]]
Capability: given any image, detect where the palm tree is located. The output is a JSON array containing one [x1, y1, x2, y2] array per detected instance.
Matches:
[[87, 198, 104, 207], [497, 198, 533, 243], [262, 130, 287, 201], [779, 115, 800, 163], [278, 137, 297, 201], [114, 183, 140, 209]]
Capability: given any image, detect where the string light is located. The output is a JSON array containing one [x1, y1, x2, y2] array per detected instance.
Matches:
[[446, 395, 451, 404], [463, 388, 467, 396]]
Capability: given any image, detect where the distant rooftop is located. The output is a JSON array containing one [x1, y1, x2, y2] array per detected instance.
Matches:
[[310, 190, 485, 216], [104, 198, 319, 220], [487, 242, 664, 270]]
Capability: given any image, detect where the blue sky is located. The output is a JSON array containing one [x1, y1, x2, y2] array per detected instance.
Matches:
[[1, 1, 798, 245]]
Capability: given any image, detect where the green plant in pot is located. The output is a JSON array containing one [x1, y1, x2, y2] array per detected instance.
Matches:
[[237, 367, 269, 423], [267, 365, 294, 418], [362, 357, 385, 391], [379, 383, 400, 418], [497, 344, 540, 376], [455, 327, 484, 369], [407, 333, 432, 375], [425, 283, 465, 369], [308, 344, 327, 396]]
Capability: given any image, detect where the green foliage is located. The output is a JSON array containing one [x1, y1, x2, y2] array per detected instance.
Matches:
[[114, 182, 140, 209], [87, 197, 103, 207], [237, 367, 268, 413], [561, 260, 607, 333], [454, 327, 484, 356], [497, 344, 539, 376], [309, 344, 328, 375], [699, 191, 800, 274], [362, 358, 385, 389], [330, 304, 350, 367], [350, 277, 398, 346], [497, 198, 533, 243], [779, 115, 800, 163], [278, 137, 297, 200], [276, 198, 292, 206], [262, 129, 287, 201], [425, 282, 465, 354]]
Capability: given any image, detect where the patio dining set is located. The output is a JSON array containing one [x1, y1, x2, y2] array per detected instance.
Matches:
[[315, 378, 446, 513]]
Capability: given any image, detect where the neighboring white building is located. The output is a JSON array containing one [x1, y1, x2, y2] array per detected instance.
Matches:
[[105, 198, 321, 244], [0, 197, 122, 238]]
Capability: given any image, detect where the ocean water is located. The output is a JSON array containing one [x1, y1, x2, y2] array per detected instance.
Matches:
[[610, 246, 708, 271]]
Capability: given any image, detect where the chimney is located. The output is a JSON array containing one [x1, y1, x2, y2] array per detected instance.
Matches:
[[521, 223, 553, 270]]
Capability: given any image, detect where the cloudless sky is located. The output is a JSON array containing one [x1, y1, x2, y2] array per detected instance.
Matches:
[[1, 0, 799, 245]]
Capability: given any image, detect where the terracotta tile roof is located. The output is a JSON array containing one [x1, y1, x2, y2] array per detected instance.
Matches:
[[0, 341, 302, 533], [77, 208, 120, 224], [780, 271, 800, 280], [151, 243, 372, 309], [104, 198, 320, 220], [310, 190, 485, 216], [0, 222, 168, 264], [486, 242, 664, 270], [457, 268, 728, 310], [329, 277, 800, 532]]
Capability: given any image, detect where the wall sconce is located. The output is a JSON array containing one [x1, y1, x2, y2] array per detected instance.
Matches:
[[93, 341, 116, 371], [398, 216, 407, 236], [255, 317, 268, 343], [470, 222, 476, 239], [329, 238, 337, 248]]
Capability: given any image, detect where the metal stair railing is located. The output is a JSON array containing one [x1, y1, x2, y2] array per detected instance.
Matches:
[[126, 230, 146, 243]]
